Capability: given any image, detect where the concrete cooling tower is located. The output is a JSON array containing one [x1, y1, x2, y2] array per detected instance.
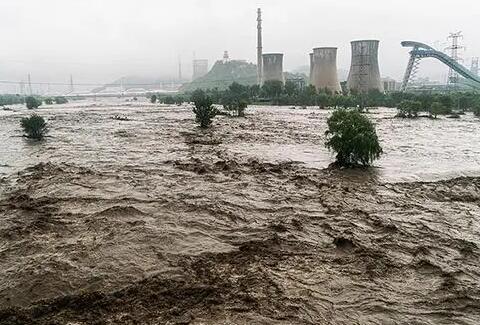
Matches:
[[309, 53, 314, 85], [311, 47, 341, 92], [347, 40, 384, 93], [262, 53, 284, 84]]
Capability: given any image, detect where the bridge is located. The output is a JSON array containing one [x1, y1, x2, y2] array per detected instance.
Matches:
[[401, 41, 480, 91]]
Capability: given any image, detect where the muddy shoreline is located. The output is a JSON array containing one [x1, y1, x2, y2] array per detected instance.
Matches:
[[1, 102, 479, 324]]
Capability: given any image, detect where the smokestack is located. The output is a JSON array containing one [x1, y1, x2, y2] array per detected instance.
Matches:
[[347, 40, 383, 93], [262, 53, 284, 84], [257, 8, 263, 85], [312, 47, 341, 92]]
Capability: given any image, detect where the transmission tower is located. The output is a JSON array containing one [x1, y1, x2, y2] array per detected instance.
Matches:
[[445, 31, 465, 89], [471, 57, 479, 76]]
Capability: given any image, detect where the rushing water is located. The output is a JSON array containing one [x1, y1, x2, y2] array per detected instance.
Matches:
[[1, 99, 479, 182], [1, 99, 480, 324]]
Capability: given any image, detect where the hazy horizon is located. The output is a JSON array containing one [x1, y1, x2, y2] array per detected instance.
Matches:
[[0, 0, 479, 91]]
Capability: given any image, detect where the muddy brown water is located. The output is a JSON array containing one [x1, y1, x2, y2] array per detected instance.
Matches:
[[0, 99, 479, 324]]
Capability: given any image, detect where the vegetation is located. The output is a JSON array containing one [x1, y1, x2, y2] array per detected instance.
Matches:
[[473, 101, 480, 117], [20, 114, 48, 140], [25, 96, 42, 109], [159, 94, 186, 105], [191, 89, 217, 128], [325, 109, 382, 167], [54, 96, 68, 104], [0, 94, 24, 106], [186, 82, 480, 118], [182, 60, 257, 91], [150, 94, 157, 104], [221, 82, 250, 117], [429, 102, 445, 119], [44, 97, 54, 105]]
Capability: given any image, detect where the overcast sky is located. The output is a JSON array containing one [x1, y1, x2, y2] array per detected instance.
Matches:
[[0, 0, 478, 88]]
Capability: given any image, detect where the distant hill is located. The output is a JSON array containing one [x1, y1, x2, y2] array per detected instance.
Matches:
[[181, 60, 257, 91]]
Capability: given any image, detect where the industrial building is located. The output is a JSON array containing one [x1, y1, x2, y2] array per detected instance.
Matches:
[[347, 40, 383, 93], [192, 59, 209, 80], [262, 53, 284, 84], [311, 47, 342, 92]]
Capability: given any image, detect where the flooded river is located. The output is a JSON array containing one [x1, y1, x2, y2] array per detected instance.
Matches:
[[0, 99, 479, 324], [1, 99, 480, 182]]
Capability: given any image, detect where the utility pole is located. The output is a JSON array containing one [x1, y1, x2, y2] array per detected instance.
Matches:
[[257, 8, 263, 85], [19, 81, 25, 96], [69, 74, 74, 94], [27, 74, 33, 95], [178, 55, 182, 81]]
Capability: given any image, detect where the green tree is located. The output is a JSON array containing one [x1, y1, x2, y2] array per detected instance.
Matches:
[[429, 102, 444, 119], [261, 80, 284, 99], [25, 96, 41, 109], [20, 114, 48, 140], [44, 97, 53, 105], [398, 100, 422, 118], [192, 89, 217, 128], [284, 81, 298, 96], [150, 94, 157, 104], [162, 96, 175, 104], [325, 109, 383, 167], [54, 96, 68, 104], [473, 100, 480, 117]]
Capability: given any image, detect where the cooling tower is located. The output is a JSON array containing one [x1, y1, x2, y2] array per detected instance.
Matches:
[[312, 47, 341, 92], [309, 53, 314, 85], [347, 40, 384, 93], [262, 53, 284, 84]]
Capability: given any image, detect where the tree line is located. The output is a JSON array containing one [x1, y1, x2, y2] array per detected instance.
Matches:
[[154, 81, 480, 117]]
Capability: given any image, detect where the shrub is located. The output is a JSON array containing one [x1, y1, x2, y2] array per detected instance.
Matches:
[[44, 97, 53, 105], [162, 96, 175, 105], [54, 96, 68, 104], [223, 99, 247, 117], [20, 114, 48, 140], [150, 94, 157, 104], [25, 96, 42, 109], [429, 102, 444, 119], [325, 109, 382, 167], [473, 101, 480, 117], [192, 89, 217, 128], [397, 100, 421, 118]]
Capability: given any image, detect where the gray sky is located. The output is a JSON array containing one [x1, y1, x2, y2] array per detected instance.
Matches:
[[0, 0, 478, 88]]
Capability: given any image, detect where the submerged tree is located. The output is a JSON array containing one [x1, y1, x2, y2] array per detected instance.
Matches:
[[20, 114, 48, 140], [325, 109, 382, 167], [192, 89, 217, 128], [25, 96, 42, 109], [54, 96, 68, 104], [429, 102, 444, 119]]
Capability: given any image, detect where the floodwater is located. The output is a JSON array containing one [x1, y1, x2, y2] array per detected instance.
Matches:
[[1, 99, 480, 182], [0, 99, 479, 324]]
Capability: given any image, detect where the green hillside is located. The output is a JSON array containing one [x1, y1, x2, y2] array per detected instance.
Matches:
[[182, 60, 257, 91]]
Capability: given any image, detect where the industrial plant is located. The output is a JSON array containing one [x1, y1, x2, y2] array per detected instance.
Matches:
[[311, 47, 342, 92]]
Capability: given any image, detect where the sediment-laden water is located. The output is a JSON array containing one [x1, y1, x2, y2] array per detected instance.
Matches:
[[0, 100, 479, 324]]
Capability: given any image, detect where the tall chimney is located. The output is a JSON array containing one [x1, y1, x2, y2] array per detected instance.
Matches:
[[257, 8, 263, 85]]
